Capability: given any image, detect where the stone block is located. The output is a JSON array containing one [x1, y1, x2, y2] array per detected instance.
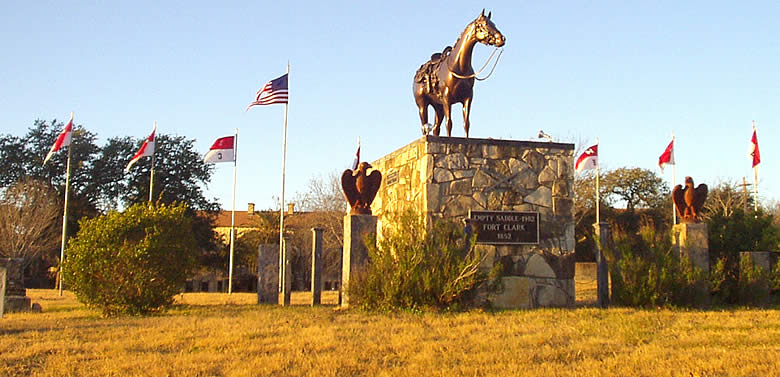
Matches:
[[524, 254, 556, 278], [530, 278, 574, 308], [538, 166, 556, 185], [525, 186, 552, 208], [490, 276, 531, 309], [433, 168, 454, 183], [522, 150, 546, 173], [449, 178, 472, 196]]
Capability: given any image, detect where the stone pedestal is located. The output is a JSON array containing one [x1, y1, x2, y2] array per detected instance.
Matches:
[[673, 223, 710, 274], [341, 214, 377, 308], [593, 222, 613, 308], [673, 223, 710, 306], [371, 136, 576, 308], [0, 265, 6, 317], [256, 244, 279, 304], [0, 258, 30, 313]]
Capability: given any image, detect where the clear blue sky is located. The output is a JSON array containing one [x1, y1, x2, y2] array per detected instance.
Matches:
[[2, 1, 777, 210]]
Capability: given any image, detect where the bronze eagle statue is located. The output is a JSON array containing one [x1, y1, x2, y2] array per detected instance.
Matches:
[[341, 162, 382, 215], [672, 176, 708, 223]]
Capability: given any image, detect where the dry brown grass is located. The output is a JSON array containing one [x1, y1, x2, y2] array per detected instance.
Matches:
[[2, 289, 779, 377]]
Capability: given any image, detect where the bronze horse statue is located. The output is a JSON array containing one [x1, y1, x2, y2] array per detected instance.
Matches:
[[414, 10, 505, 138]]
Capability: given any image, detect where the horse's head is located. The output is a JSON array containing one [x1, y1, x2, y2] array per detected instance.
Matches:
[[473, 10, 505, 47]]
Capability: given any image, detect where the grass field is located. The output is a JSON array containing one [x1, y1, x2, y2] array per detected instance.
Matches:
[[2, 289, 779, 377]]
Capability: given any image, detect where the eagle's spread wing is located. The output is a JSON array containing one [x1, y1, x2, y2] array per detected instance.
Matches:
[[363, 169, 383, 207], [341, 169, 358, 209], [693, 184, 708, 213], [672, 184, 686, 215]]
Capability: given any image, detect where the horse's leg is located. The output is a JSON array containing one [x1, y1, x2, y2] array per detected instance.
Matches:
[[462, 97, 472, 138], [443, 102, 453, 137], [417, 103, 429, 136], [433, 104, 445, 136]]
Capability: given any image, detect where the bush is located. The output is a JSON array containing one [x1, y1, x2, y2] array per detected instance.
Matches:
[[64, 203, 197, 316], [347, 210, 500, 311], [610, 225, 705, 307], [707, 209, 780, 305]]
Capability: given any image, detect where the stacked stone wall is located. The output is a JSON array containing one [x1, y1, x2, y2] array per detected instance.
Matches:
[[371, 136, 576, 308]]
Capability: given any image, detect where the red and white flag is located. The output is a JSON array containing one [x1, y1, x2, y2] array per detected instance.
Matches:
[[203, 136, 236, 163], [351, 137, 360, 170], [43, 113, 74, 166], [750, 127, 760, 168], [575, 144, 598, 173], [658, 139, 674, 173], [125, 124, 157, 173]]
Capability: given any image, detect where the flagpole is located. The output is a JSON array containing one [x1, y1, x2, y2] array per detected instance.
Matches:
[[58, 113, 74, 296], [752, 121, 758, 212], [229, 128, 238, 294], [279, 63, 290, 294], [149, 121, 156, 203], [671, 133, 677, 225], [595, 137, 600, 224]]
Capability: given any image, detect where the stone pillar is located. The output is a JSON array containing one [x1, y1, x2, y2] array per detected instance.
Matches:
[[257, 244, 279, 304], [673, 223, 710, 274], [278, 238, 292, 306], [341, 214, 377, 308], [673, 223, 710, 306], [592, 222, 612, 308], [311, 227, 324, 306], [0, 265, 6, 317], [0, 258, 30, 313]]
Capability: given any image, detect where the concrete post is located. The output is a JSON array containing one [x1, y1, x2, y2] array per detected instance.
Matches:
[[257, 244, 279, 304], [278, 238, 292, 306], [311, 227, 324, 306], [0, 266, 6, 318], [341, 214, 377, 308], [592, 222, 612, 308]]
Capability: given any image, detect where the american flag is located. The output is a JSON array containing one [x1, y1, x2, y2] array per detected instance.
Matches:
[[247, 73, 288, 110]]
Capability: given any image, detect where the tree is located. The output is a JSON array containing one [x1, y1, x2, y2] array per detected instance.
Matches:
[[0, 178, 60, 267], [64, 203, 197, 316], [602, 167, 669, 212], [703, 180, 753, 220], [574, 167, 672, 261]]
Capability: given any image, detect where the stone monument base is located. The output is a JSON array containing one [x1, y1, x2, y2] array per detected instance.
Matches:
[[341, 214, 377, 308], [371, 136, 576, 309], [673, 223, 710, 273]]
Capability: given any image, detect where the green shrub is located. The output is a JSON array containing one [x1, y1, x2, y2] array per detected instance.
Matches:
[[64, 203, 197, 316], [611, 225, 705, 307], [707, 209, 780, 304], [347, 209, 500, 311]]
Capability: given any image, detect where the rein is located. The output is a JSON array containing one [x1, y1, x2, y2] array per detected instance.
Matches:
[[449, 47, 504, 81]]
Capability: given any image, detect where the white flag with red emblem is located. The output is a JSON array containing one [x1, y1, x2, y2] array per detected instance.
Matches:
[[658, 138, 674, 173], [575, 144, 598, 173], [125, 123, 157, 173], [203, 136, 236, 163], [43, 113, 74, 166]]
